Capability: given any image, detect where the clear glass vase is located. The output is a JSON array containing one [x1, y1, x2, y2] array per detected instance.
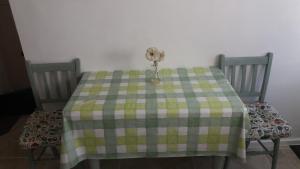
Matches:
[[151, 60, 160, 85]]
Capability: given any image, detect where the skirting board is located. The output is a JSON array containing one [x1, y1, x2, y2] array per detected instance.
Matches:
[[247, 137, 300, 151]]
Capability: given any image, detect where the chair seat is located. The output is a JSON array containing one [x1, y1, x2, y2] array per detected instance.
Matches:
[[247, 102, 292, 140], [20, 110, 63, 149]]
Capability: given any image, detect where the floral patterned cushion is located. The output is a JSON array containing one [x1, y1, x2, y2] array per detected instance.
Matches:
[[20, 110, 63, 149], [247, 102, 292, 140]]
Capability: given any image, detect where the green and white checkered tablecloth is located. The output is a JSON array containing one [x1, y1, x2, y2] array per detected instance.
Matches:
[[60, 67, 249, 169]]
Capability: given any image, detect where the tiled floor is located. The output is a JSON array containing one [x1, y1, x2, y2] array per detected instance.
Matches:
[[0, 116, 299, 169]]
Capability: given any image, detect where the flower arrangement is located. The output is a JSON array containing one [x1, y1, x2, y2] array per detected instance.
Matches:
[[145, 47, 165, 84]]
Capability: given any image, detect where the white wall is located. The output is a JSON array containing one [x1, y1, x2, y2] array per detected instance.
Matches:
[[9, 0, 300, 138]]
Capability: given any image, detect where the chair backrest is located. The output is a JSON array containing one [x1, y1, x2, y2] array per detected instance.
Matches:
[[25, 58, 80, 110], [218, 53, 273, 102]]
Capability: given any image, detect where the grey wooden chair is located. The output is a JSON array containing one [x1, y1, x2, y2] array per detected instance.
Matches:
[[19, 58, 80, 169], [218, 53, 292, 169]]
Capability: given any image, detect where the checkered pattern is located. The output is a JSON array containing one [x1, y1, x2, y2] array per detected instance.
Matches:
[[60, 67, 248, 169]]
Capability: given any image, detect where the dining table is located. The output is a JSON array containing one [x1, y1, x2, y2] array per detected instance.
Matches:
[[60, 67, 249, 169]]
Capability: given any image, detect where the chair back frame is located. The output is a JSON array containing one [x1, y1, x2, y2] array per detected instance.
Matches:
[[219, 53, 273, 102], [25, 58, 80, 110]]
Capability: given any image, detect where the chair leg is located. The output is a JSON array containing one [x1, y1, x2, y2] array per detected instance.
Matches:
[[36, 147, 47, 160], [28, 149, 36, 169], [271, 138, 280, 169], [223, 156, 229, 169], [191, 157, 197, 169], [246, 139, 251, 150], [212, 156, 227, 169], [50, 146, 60, 159]]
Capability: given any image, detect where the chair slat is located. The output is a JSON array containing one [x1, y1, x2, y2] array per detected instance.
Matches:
[[53, 71, 63, 99], [41, 72, 51, 99], [64, 71, 72, 97], [224, 57, 268, 65], [251, 64, 258, 93], [231, 65, 236, 86], [70, 71, 77, 92], [31, 63, 75, 72], [74, 58, 81, 83], [219, 54, 226, 73], [240, 65, 246, 92]]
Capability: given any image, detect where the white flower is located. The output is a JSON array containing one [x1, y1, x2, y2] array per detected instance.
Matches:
[[158, 50, 165, 62], [145, 47, 165, 62]]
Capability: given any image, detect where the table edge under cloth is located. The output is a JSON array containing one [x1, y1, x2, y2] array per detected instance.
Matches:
[[60, 66, 249, 169]]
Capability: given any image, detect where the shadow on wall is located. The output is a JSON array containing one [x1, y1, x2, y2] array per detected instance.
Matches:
[[103, 49, 137, 70]]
